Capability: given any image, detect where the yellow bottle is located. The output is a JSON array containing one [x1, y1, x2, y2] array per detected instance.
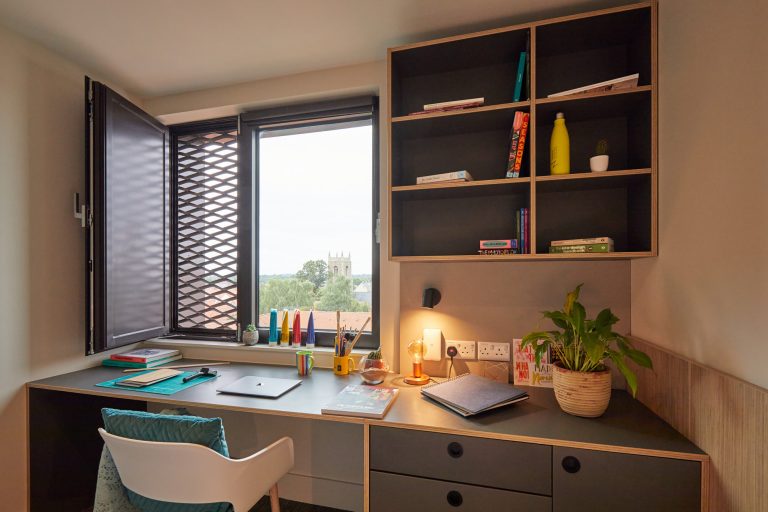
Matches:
[[550, 112, 570, 175]]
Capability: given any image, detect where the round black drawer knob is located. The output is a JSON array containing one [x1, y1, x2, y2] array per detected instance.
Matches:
[[447, 442, 464, 458], [562, 455, 581, 473], [446, 490, 463, 507]]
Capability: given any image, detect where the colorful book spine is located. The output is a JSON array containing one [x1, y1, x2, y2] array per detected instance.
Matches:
[[549, 243, 613, 253], [506, 112, 529, 178], [416, 170, 472, 184], [479, 239, 518, 250], [550, 236, 614, 247], [513, 51, 527, 102]]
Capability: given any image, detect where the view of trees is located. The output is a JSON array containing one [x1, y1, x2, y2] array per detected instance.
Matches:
[[258, 259, 370, 314]]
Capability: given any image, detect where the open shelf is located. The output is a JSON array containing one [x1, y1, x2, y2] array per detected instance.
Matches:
[[390, 27, 531, 118], [391, 107, 530, 187], [388, 1, 656, 261], [535, 90, 652, 175], [536, 7, 652, 99]]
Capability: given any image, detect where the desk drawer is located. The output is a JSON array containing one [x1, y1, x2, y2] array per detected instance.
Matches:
[[370, 471, 551, 512], [370, 426, 551, 495]]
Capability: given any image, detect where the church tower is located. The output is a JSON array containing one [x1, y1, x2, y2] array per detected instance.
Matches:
[[328, 252, 352, 279]]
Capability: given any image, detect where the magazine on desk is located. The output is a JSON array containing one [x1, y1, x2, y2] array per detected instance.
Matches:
[[322, 385, 399, 419]]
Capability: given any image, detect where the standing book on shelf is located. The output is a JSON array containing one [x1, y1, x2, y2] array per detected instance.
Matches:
[[513, 51, 527, 102], [506, 111, 529, 178]]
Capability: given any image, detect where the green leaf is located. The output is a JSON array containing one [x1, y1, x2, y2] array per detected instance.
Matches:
[[625, 348, 653, 369], [581, 331, 606, 366], [563, 284, 583, 315], [610, 351, 639, 397], [594, 308, 618, 329], [543, 310, 571, 330]]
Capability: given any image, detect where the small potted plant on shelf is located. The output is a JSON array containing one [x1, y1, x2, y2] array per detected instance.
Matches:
[[589, 139, 610, 172], [521, 284, 652, 417], [243, 323, 259, 346]]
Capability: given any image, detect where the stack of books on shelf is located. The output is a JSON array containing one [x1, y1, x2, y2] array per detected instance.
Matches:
[[506, 111, 529, 178], [549, 237, 614, 254], [410, 97, 484, 115], [416, 170, 473, 185], [102, 348, 181, 369], [478, 239, 518, 255]]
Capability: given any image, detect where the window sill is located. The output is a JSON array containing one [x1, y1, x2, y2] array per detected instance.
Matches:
[[143, 337, 371, 368]]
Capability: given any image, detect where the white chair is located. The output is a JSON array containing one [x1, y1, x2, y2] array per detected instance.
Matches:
[[99, 428, 294, 512]]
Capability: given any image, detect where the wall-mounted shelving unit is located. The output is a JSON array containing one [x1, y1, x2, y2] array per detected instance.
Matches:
[[387, 1, 657, 262]]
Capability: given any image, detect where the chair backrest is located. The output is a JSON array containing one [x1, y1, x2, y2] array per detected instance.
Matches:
[[99, 428, 294, 512]]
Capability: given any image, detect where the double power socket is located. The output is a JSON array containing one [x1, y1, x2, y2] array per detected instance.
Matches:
[[445, 340, 511, 361]]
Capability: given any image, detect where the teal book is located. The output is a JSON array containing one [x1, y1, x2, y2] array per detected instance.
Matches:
[[513, 51, 527, 102]]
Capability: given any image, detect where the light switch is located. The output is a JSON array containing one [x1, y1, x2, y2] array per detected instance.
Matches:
[[422, 328, 442, 361]]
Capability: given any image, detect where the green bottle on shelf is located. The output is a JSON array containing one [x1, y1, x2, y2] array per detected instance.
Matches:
[[550, 112, 570, 175]]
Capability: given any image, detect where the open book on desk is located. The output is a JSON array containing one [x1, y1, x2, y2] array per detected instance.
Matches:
[[421, 373, 528, 417]]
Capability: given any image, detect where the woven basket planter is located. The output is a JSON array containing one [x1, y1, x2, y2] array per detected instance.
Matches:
[[552, 362, 612, 417]]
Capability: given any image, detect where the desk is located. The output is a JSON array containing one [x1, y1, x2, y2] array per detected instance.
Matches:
[[28, 361, 708, 511]]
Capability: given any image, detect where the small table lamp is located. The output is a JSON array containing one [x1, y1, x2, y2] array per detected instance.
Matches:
[[404, 339, 430, 385]]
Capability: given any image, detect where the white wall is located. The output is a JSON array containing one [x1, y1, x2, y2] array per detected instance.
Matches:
[[631, 0, 768, 389], [0, 25, 142, 511]]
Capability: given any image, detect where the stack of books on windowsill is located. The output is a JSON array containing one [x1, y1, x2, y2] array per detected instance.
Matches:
[[549, 237, 614, 254], [102, 348, 182, 369]]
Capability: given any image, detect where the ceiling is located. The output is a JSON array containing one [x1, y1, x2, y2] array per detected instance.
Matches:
[[0, 0, 622, 98]]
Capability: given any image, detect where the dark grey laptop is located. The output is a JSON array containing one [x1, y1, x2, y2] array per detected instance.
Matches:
[[217, 376, 302, 398]]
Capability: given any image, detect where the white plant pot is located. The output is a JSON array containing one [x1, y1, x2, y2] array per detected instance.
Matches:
[[589, 154, 609, 172], [243, 330, 259, 346]]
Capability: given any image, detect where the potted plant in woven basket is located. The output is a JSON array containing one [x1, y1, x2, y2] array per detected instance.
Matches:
[[521, 284, 652, 417]]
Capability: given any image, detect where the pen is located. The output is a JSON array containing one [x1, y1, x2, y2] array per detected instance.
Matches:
[[182, 368, 217, 383]]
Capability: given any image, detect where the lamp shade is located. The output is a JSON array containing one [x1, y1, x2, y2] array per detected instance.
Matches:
[[421, 287, 441, 309]]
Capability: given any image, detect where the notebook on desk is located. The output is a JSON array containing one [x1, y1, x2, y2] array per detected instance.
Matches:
[[421, 373, 528, 417]]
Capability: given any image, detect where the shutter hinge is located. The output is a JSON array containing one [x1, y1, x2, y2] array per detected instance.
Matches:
[[73, 192, 90, 228], [375, 212, 381, 244]]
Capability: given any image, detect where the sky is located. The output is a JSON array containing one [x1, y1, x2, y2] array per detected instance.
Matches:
[[258, 124, 373, 275]]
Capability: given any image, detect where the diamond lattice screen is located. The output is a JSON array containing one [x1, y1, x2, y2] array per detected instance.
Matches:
[[175, 128, 238, 331]]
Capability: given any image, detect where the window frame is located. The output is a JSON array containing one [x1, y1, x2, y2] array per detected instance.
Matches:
[[240, 96, 380, 349], [168, 97, 380, 349]]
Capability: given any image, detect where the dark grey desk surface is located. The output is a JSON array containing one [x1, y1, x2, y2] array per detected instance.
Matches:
[[28, 361, 706, 461]]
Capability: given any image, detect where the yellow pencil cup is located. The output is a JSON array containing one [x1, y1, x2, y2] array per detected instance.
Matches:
[[333, 356, 356, 376]]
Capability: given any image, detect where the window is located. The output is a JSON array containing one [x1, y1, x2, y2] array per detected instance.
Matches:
[[169, 97, 379, 347]]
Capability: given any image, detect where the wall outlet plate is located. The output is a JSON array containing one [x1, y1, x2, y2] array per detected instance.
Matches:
[[477, 341, 511, 361], [445, 340, 476, 359], [422, 328, 442, 361]]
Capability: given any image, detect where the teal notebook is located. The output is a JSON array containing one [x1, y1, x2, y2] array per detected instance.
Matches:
[[96, 371, 217, 395]]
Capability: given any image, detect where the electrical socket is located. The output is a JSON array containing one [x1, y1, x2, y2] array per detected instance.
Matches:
[[445, 340, 476, 359], [477, 341, 511, 361]]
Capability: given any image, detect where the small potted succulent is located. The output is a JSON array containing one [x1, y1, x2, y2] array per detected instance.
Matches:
[[589, 139, 609, 172], [521, 284, 652, 417], [242, 323, 259, 346], [359, 347, 390, 385]]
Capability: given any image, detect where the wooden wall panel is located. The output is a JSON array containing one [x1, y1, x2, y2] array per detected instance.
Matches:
[[629, 336, 768, 512]]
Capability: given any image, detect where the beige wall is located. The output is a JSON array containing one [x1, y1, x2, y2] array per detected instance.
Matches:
[[631, 0, 768, 389], [399, 261, 631, 379], [0, 25, 142, 511]]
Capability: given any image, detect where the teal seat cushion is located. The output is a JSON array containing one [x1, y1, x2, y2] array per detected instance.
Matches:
[[99, 408, 232, 512]]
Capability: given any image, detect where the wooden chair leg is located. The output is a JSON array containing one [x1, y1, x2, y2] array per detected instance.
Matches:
[[269, 484, 280, 512]]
